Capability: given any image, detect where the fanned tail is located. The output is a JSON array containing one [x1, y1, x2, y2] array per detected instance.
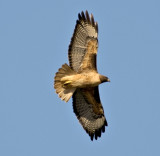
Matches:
[[54, 63, 76, 102]]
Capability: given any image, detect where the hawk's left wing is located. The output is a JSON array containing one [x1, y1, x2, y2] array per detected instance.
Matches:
[[73, 86, 107, 140], [68, 11, 98, 72]]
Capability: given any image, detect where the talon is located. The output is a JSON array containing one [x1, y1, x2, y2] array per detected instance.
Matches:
[[63, 80, 72, 87], [64, 80, 72, 85]]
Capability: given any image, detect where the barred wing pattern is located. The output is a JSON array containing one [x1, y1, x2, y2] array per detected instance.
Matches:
[[73, 87, 107, 140], [68, 11, 98, 72]]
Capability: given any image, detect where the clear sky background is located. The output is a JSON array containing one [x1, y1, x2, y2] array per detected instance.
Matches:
[[0, 0, 160, 155]]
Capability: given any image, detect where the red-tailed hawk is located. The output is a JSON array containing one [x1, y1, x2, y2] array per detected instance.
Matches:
[[54, 11, 110, 140]]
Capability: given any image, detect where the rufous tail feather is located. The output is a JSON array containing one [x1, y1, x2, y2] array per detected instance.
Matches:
[[54, 63, 76, 102]]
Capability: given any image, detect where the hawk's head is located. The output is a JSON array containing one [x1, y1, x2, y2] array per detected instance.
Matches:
[[100, 75, 110, 83]]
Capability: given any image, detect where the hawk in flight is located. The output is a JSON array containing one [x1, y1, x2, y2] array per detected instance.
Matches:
[[54, 11, 110, 140]]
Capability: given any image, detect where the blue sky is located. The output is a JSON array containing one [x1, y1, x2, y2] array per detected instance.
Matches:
[[0, 0, 160, 155]]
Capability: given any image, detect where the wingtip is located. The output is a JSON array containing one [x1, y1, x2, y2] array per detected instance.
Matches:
[[85, 10, 91, 24], [81, 11, 85, 20], [78, 13, 81, 20], [78, 10, 98, 33]]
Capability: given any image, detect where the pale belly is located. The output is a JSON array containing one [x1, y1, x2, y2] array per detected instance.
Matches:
[[61, 72, 101, 88]]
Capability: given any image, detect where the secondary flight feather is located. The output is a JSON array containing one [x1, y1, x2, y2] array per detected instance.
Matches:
[[54, 11, 110, 140]]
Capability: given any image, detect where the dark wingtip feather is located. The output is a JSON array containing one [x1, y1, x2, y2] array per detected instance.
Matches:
[[85, 10, 91, 24], [78, 13, 82, 20], [90, 133, 94, 141], [91, 13, 95, 27], [81, 11, 85, 20], [105, 119, 108, 126], [95, 22, 98, 33]]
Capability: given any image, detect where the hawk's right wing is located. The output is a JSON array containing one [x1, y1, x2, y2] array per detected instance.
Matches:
[[73, 86, 107, 140]]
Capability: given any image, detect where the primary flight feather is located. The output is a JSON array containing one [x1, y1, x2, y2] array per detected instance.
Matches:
[[54, 11, 110, 140]]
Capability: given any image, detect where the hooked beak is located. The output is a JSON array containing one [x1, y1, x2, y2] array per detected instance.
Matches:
[[107, 78, 110, 82]]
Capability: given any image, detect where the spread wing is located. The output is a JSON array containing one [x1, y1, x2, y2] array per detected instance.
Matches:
[[68, 11, 98, 72], [73, 86, 108, 140]]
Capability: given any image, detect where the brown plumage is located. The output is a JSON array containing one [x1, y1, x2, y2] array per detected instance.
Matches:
[[54, 11, 110, 140]]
